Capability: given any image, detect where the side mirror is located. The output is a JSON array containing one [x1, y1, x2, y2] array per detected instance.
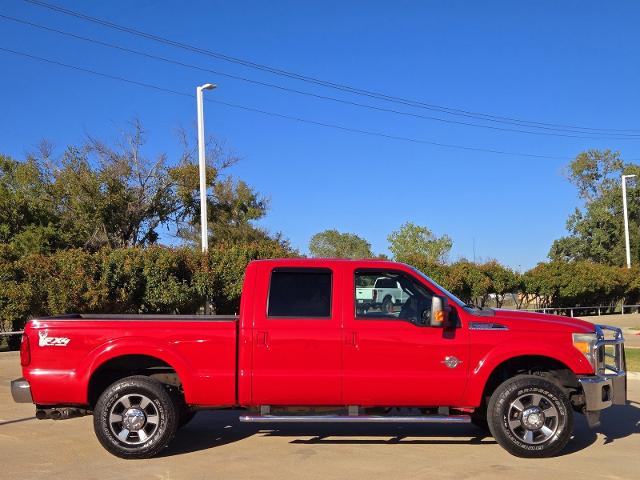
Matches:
[[430, 295, 450, 327]]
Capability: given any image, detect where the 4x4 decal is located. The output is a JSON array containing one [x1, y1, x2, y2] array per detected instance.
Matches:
[[38, 330, 70, 347]]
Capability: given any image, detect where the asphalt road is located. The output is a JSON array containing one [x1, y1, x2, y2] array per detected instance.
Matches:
[[1, 351, 639, 480]]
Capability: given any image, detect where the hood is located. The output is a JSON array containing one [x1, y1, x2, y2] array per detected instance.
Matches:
[[474, 308, 595, 334]]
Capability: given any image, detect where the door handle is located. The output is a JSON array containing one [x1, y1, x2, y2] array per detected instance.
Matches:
[[256, 331, 269, 348]]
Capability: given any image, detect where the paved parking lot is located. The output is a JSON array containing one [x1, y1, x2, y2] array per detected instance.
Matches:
[[581, 314, 640, 348], [1, 351, 639, 480]]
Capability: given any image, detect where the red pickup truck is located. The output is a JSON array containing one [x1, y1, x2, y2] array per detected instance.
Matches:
[[11, 259, 626, 459]]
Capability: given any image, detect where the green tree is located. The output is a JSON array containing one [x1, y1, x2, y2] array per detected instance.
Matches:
[[1, 120, 282, 254], [481, 260, 521, 308], [0, 154, 65, 256], [623, 266, 640, 304], [309, 230, 374, 258], [549, 150, 640, 265], [2, 121, 181, 252], [169, 131, 280, 247], [387, 222, 452, 264], [50, 126, 178, 250], [522, 260, 627, 309], [444, 260, 491, 307]]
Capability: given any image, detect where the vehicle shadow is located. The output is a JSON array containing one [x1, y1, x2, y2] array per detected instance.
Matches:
[[163, 401, 640, 458], [558, 400, 640, 456], [162, 410, 495, 457], [278, 424, 495, 446], [0, 416, 36, 427], [596, 400, 640, 444]]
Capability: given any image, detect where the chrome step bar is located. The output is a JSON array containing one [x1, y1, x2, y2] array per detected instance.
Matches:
[[239, 414, 471, 424]]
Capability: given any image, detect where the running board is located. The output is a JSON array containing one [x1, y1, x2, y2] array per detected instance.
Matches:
[[239, 414, 471, 424]]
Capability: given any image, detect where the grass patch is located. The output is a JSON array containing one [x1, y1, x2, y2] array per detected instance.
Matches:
[[626, 348, 640, 372]]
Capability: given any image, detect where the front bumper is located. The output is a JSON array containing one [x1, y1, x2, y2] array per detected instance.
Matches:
[[578, 373, 626, 410], [11, 377, 33, 403], [577, 325, 626, 422]]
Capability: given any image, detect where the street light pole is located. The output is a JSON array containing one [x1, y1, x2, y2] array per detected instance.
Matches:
[[196, 83, 217, 253], [622, 174, 637, 269]]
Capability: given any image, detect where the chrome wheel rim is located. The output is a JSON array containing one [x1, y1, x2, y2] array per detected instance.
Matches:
[[108, 394, 160, 445], [507, 392, 559, 445]]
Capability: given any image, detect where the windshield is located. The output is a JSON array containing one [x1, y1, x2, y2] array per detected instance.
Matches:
[[410, 267, 469, 309]]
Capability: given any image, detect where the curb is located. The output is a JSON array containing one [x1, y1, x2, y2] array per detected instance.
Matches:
[[627, 372, 640, 381]]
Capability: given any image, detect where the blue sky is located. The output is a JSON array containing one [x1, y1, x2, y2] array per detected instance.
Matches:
[[1, 0, 639, 270]]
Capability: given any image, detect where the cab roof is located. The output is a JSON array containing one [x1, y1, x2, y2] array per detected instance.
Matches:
[[249, 258, 411, 269]]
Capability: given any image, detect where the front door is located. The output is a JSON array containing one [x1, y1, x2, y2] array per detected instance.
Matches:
[[343, 267, 469, 406], [251, 264, 343, 405]]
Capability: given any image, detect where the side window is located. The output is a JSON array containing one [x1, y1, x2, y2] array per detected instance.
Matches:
[[355, 270, 433, 324], [268, 268, 332, 318]]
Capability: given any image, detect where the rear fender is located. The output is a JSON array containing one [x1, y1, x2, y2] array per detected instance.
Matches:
[[80, 337, 195, 404]]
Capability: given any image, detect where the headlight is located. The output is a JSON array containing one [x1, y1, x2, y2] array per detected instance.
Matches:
[[572, 333, 598, 368]]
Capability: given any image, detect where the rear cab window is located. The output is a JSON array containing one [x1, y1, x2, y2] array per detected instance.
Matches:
[[267, 268, 332, 318]]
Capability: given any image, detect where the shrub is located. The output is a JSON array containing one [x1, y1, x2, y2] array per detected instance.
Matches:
[[0, 240, 297, 340]]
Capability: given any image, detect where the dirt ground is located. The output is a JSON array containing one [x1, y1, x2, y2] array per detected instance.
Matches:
[[1, 352, 639, 480]]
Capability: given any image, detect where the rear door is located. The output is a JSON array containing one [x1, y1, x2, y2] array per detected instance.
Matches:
[[251, 263, 343, 405]]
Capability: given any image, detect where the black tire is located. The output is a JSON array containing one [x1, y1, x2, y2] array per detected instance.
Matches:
[[488, 375, 573, 458], [93, 375, 178, 459]]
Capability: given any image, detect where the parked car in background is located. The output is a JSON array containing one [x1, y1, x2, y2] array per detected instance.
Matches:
[[355, 276, 410, 313]]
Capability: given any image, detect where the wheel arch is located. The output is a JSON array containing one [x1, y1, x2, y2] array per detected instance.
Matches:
[[88, 354, 185, 407], [83, 340, 194, 407], [465, 353, 581, 408]]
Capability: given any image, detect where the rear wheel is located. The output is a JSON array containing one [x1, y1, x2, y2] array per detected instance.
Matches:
[[93, 375, 178, 459], [488, 375, 572, 458]]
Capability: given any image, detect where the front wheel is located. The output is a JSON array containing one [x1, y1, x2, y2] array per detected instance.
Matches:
[[487, 375, 573, 458], [93, 375, 178, 459]]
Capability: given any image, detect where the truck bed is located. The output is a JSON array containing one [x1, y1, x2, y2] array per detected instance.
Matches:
[[23, 314, 239, 407]]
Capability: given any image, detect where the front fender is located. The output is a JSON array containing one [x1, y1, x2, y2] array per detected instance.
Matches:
[[462, 337, 592, 407]]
